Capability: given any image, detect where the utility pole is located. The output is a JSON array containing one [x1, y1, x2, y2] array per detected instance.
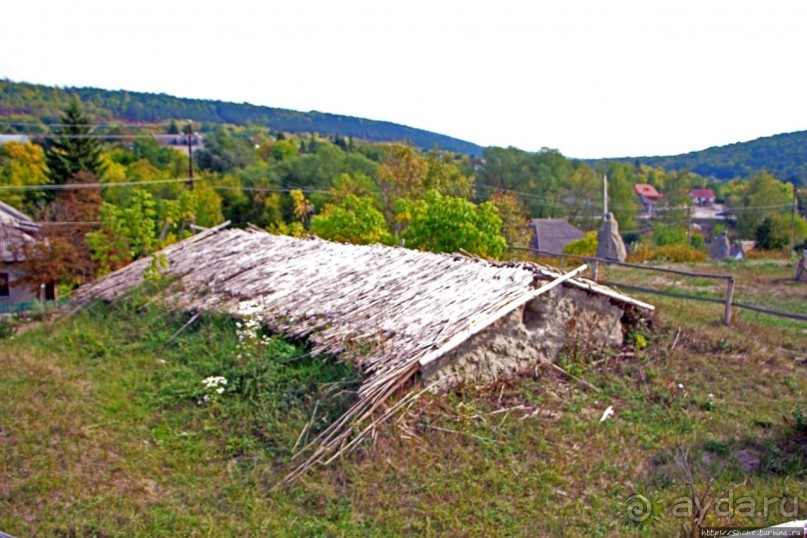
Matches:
[[603, 174, 608, 218], [791, 186, 798, 252], [687, 204, 693, 244], [186, 121, 194, 191]]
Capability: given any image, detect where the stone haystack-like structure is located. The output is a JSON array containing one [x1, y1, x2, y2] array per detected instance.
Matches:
[[596, 212, 627, 262], [710, 231, 731, 259]]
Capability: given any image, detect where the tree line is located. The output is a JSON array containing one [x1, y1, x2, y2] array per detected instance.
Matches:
[[0, 80, 483, 156], [1, 98, 805, 295]]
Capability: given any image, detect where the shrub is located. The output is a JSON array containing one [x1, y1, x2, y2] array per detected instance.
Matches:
[[0, 316, 17, 339], [794, 407, 807, 433], [746, 249, 790, 260], [691, 232, 706, 250], [651, 223, 688, 247], [755, 214, 790, 251], [311, 195, 392, 245], [628, 244, 707, 263], [563, 231, 597, 257]]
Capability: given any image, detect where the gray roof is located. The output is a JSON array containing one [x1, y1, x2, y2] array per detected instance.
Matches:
[[530, 218, 585, 255], [0, 134, 30, 146], [0, 201, 40, 262]]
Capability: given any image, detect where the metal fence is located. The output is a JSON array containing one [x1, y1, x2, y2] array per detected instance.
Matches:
[[0, 300, 58, 315]]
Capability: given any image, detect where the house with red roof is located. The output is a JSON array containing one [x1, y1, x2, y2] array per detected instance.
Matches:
[[689, 188, 716, 206], [633, 183, 663, 213]]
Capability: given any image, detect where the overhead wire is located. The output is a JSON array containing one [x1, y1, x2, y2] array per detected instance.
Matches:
[[1, 133, 178, 139], [0, 121, 168, 128], [0, 177, 202, 191]]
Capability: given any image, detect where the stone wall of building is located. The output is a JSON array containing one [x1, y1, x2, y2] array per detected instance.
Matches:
[[420, 286, 626, 392]]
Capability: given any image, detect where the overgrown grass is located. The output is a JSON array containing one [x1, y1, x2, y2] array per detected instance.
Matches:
[[0, 265, 804, 536]]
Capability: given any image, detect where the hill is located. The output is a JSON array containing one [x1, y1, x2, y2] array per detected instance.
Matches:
[[0, 80, 485, 156], [592, 130, 807, 185]]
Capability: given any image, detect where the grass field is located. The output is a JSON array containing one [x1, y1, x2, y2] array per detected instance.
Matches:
[[0, 259, 804, 537]]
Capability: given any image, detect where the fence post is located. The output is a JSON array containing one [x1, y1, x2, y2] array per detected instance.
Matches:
[[723, 277, 735, 325], [591, 260, 599, 282]]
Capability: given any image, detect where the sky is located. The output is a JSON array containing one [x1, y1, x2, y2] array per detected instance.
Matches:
[[2, 0, 807, 159]]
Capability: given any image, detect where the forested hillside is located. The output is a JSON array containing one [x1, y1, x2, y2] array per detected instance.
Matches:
[[0, 80, 484, 156], [595, 130, 807, 185], [1, 90, 805, 297]]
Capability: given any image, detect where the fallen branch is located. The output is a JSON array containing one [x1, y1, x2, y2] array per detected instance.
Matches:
[[545, 361, 601, 392], [168, 312, 201, 342]]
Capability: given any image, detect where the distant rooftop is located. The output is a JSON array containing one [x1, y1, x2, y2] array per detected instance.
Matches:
[[633, 183, 662, 200], [529, 218, 585, 255], [690, 188, 715, 199], [0, 134, 30, 146]]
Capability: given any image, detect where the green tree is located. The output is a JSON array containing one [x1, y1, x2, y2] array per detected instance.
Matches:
[[423, 149, 473, 199], [736, 171, 791, 238], [376, 143, 429, 226], [86, 189, 158, 275], [194, 127, 255, 173], [376, 143, 473, 228], [45, 99, 106, 184], [290, 189, 314, 228], [311, 195, 391, 245], [657, 170, 692, 224], [487, 190, 530, 247], [561, 163, 601, 228], [270, 139, 299, 162], [606, 163, 638, 231], [0, 141, 49, 211], [396, 190, 507, 258], [329, 172, 379, 204], [755, 214, 790, 251]]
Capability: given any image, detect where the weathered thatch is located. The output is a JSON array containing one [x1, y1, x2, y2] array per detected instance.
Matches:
[[72, 225, 653, 479]]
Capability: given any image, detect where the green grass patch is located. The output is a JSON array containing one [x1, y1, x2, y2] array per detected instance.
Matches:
[[0, 271, 804, 536]]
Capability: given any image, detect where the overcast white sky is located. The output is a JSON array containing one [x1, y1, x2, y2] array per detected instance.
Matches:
[[2, 0, 806, 158]]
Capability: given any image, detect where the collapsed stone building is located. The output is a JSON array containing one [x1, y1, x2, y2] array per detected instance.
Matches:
[[73, 225, 654, 474]]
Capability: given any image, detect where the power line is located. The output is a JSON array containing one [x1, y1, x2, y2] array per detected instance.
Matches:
[[474, 182, 642, 210], [0, 178, 332, 196], [209, 185, 329, 194], [1, 132, 175, 139], [0, 121, 167, 128], [720, 203, 794, 212], [0, 177, 203, 191]]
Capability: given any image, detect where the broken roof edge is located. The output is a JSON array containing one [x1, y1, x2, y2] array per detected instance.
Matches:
[[70, 221, 655, 315]]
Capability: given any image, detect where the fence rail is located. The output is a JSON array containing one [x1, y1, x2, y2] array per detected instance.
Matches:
[[512, 246, 805, 325]]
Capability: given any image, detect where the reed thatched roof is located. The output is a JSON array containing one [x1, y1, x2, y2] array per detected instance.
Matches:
[[72, 225, 653, 478]]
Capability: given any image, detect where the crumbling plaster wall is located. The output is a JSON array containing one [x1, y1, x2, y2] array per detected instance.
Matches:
[[419, 286, 626, 392]]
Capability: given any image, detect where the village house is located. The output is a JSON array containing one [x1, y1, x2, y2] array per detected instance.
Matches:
[[0, 201, 46, 310], [529, 218, 585, 255], [633, 183, 663, 213], [689, 188, 716, 206]]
